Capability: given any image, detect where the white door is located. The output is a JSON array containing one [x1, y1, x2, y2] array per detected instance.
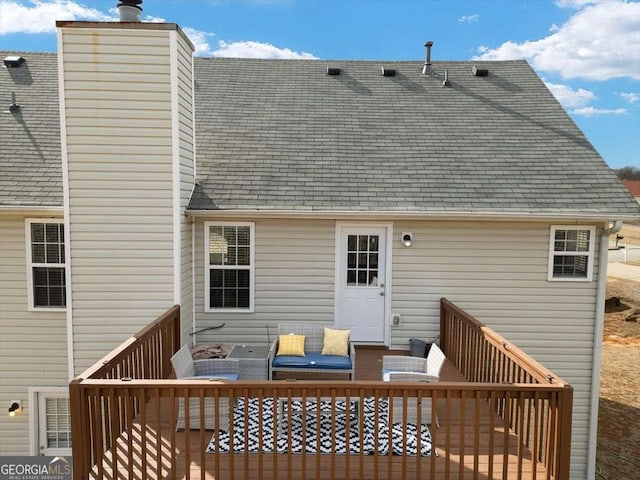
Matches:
[[38, 393, 72, 456], [336, 226, 387, 342]]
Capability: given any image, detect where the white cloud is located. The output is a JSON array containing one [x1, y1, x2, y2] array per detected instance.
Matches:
[[458, 14, 479, 23], [545, 81, 596, 108], [571, 106, 627, 116], [473, 1, 640, 81], [212, 40, 317, 59], [183, 27, 216, 56], [619, 92, 640, 104], [0, 0, 115, 34], [554, 0, 607, 7]]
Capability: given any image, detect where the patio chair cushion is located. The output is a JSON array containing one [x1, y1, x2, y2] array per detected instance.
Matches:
[[272, 352, 352, 370], [321, 327, 350, 356], [277, 334, 306, 356], [188, 373, 240, 381]]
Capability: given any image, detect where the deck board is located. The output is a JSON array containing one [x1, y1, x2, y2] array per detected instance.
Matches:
[[91, 347, 548, 479]]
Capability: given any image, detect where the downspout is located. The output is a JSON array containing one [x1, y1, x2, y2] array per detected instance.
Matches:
[[191, 217, 196, 346], [587, 220, 623, 479]]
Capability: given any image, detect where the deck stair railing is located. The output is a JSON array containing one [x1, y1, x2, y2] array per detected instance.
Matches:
[[440, 298, 573, 480], [70, 301, 573, 480]]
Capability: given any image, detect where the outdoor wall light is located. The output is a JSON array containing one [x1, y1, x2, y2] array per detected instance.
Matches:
[[402, 232, 413, 248], [8, 400, 22, 417]]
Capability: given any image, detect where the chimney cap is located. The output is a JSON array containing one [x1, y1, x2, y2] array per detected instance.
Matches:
[[425, 40, 434, 47], [117, 0, 142, 22]]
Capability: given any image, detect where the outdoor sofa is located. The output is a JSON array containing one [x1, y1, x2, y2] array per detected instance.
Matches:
[[268, 323, 355, 380]]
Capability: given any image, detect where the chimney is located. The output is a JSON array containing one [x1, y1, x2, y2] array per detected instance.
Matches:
[[56, 16, 196, 373], [422, 40, 433, 75], [117, 0, 142, 22]]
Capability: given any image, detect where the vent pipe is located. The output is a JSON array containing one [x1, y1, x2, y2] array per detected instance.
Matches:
[[117, 0, 142, 22], [442, 70, 450, 87], [422, 40, 433, 75]]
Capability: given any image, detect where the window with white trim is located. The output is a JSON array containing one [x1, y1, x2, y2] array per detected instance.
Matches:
[[548, 226, 596, 281], [26, 219, 66, 309], [205, 222, 254, 311]]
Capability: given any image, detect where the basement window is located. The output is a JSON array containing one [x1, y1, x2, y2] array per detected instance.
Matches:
[[26, 219, 66, 310], [548, 226, 596, 281], [205, 222, 255, 312]]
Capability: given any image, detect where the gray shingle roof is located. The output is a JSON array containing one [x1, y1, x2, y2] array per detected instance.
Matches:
[[0, 52, 62, 207], [1, 51, 638, 218], [191, 58, 639, 217]]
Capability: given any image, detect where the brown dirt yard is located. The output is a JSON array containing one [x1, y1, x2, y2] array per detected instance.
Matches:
[[597, 277, 640, 479]]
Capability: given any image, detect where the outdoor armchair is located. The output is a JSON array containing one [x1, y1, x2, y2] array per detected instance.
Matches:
[[382, 343, 446, 427], [171, 344, 240, 431]]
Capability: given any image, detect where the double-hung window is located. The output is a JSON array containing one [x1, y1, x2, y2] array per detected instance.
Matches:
[[548, 225, 596, 281], [205, 222, 255, 312], [26, 219, 66, 309]]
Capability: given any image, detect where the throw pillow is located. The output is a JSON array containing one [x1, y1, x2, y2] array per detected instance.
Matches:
[[322, 327, 350, 356], [277, 334, 306, 356]]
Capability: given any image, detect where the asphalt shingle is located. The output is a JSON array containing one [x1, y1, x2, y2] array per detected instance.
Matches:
[[1, 52, 638, 218], [191, 58, 639, 216]]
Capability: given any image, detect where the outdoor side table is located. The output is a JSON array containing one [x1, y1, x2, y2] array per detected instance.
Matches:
[[227, 345, 270, 380]]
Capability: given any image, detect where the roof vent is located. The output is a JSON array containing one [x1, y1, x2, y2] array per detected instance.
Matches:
[[3, 56, 25, 68], [4, 92, 20, 114], [422, 40, 433, 75], [381, 67, 396, 77], [117, 0, 142, 22], [442, 70, 450, 87], [472, 65, 488, 77], [327, 66, 341, 76]]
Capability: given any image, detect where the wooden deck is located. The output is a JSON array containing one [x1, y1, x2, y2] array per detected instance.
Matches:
[[91, 347, 549, 480]]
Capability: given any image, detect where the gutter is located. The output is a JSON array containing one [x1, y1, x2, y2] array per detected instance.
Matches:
[[587, 220, 623, 480], [186, 209, 640, 223]]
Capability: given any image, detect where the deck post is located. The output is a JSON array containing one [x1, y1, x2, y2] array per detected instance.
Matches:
[[440, 297, 447, 354], [557, 384, 574, 479], [69, 378, 85, 480]]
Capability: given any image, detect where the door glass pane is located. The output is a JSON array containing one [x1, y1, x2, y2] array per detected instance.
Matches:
[[347, 253, 356, 269], [369, 253, 378, 268], [358, 253, 367, 268], [368, 270, 379, 286], [347, 235, 357, 251], [357, 270, 367, 285], [45, 397, 71, 448], [359, 235, 368, 251], [347, 270, 356, 285], [369, 235, 379, 252]]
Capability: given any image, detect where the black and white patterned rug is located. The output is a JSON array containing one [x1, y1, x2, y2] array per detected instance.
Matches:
[[206, 397, 433, 456]]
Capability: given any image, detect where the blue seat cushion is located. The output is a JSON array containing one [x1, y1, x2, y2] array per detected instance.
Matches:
[[272, 352, 352, 370], [194, 373, 240, 380]]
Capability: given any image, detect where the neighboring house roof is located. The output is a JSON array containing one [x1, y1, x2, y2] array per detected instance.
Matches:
[[0, 52, 62, 208], [621, 179, 640, 197], [2, 51, 639, 218]]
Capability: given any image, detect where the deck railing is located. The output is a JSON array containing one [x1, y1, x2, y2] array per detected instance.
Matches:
[[440, 298, 573, 480], [70, 301, 573, 480]]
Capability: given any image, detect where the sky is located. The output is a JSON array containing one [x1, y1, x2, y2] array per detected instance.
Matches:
[[0, 0, 638, 170]]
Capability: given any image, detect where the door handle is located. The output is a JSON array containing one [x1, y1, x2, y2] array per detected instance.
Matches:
[[379, 290, 385, 296]]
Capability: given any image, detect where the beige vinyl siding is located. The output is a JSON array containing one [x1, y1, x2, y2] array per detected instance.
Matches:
[[176, 33, 195, 344], [194, 218, 598, 479], [391, 220, 599, 480], [194, 219, 335, 344], [60, 27, 177, 373], [0, 215, 68, 455]]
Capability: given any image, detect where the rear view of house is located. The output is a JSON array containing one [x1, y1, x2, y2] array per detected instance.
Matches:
[[0, 3, 638, 479]]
